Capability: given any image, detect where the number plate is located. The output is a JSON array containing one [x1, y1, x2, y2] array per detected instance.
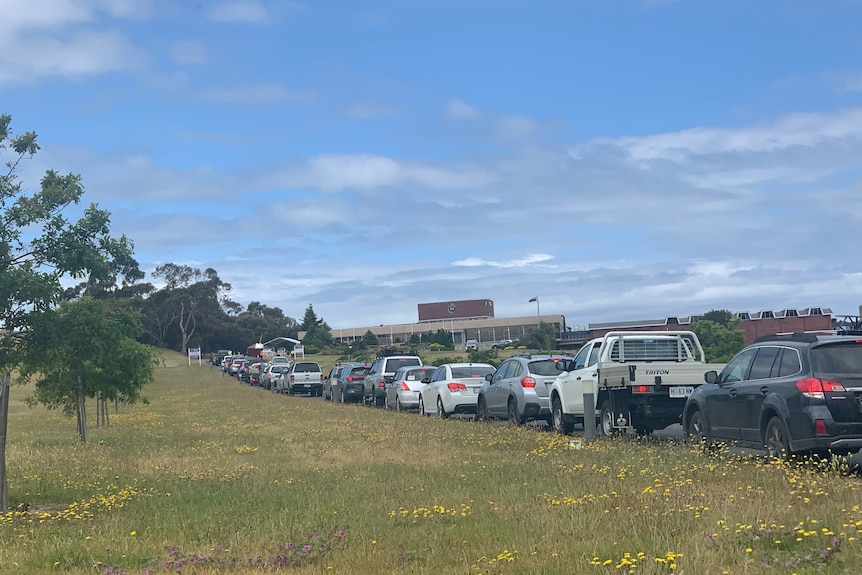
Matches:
[[669, 386, 694, 398]]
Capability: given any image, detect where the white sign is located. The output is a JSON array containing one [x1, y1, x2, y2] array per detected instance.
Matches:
[[293, 345, 305, 359], [188, 347, 202, 365]]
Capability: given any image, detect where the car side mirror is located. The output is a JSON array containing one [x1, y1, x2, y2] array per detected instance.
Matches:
[[485, 373, 493, 382], [704, 370, 718, 384], [421, 377, 431, 384]]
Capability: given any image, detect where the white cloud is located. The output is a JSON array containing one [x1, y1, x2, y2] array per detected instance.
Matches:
[[452, 254, 555, 268], [587, 107, 862, 163], [0, 0, 149, 85], [447, 99, 480, 120], [207, 0, 271, 23]]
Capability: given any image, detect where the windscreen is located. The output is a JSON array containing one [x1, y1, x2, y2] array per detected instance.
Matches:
[[293, 363, 321, 372]]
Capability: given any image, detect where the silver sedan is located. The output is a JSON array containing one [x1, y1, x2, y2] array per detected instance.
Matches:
[[385, 366, 436, 411]]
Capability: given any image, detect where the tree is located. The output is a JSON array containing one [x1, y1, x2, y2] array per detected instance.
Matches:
[[0, 114, 138, 511], [529, 322, 557, 351], [362, 330, 379, 347], [148, 265, 232, 353], [18, 298, 157, 443], [693, 319, 745, 363], [701, 309, 734, 327]]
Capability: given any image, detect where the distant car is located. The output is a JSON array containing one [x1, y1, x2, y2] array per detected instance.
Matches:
[[465, 339, 479, 350], [476, 353, 572, 425], [683, 332, 862, 459], [365, 355, 423, 407], [324, 364, 345, 401], [261, 364, 290, 390], [335, 363, 372, 403], [492, 339, 514, 349], [419, 363, 497, 418], [284, 361, 323, 396], [385, 366, 436, 411]]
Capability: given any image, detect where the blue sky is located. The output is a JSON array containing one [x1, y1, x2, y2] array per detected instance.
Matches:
[[3, 0, 862, 329]]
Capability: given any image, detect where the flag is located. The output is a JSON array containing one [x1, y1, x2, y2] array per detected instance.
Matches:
[[528, 296, 538, 303]]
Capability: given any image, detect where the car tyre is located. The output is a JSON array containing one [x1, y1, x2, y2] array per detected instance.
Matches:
[[765, 416, 791, 460], [551, 396, 574, 435], [396, 397, 403, 412], [599, 400, 620, 437], [475, 396, 489, 422], [507, 398, 524, 426], [418, 396, 430, 416], [437, 397, 449, 419], [686, 410, 714, 450]]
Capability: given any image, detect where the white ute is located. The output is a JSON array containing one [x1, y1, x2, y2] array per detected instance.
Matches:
[[548, 331, 726, 436]]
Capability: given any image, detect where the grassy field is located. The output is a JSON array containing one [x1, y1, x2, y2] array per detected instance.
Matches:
[[1, 350, 861, 574]]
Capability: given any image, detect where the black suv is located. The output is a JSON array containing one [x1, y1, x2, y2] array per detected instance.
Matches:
[[682, 332, 862, 458]]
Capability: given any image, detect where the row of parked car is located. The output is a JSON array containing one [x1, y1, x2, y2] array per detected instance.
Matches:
[[321, 352, 575, 424], [214, 330, 862, 461], [214, 353, 324, 396]]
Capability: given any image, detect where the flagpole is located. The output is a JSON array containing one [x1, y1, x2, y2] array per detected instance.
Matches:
[[529, 296, 540, 325]]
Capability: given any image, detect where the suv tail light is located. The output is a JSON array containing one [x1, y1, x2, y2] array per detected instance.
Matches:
[[447, 383, 467, 392], [347, 376, 359, 381], [379, 381, 386, 388], [520, 376, 536, 388], [795, 377, 846, 399]]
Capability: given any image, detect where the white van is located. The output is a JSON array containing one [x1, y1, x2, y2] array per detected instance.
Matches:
[[465, 339, 479, 350]]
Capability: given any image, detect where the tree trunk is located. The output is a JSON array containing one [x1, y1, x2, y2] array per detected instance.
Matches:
[[77, 376, 88, 443], [0, 370, 10, 512]]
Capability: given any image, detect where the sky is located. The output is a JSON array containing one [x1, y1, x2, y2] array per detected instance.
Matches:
[[3, 0, 862, 330]]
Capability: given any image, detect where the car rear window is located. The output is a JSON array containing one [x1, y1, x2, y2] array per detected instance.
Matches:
[[529, 359, 568, 376], [452, 366, 496, 378], [293, 362, 321, 372], [811, 343, 862, 374], [349, 366, 370, 376], [271, 365, 289, 373], [384, 358, 421, 372]]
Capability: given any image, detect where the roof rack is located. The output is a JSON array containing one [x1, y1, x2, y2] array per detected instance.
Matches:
[[753, 331, 838, 344]]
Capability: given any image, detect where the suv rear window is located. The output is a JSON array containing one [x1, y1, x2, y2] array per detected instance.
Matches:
[[452, 366, 496, 378], [349, 366, 370, 376], [384, 358, 421, 372], [811, 343, 862, 374], [293, 362, 321, 372], [529, 360, 568, 376]]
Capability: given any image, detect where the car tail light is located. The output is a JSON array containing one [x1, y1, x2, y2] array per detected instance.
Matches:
[[447, 383, 467, 392], [379, 381, 386, 388], [400, 382, 410, 391], [632, 385, 654, 393], [347, 376, 358, 381], [796, 377, 846, 399], [520, 376, 536, 388], [815, 419, 828, 435]]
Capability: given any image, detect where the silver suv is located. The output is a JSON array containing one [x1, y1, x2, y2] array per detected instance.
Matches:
[[364, 355, 423, 407], [476, 353, 572, 425]]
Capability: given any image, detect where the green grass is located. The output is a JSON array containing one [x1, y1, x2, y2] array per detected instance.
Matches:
[[1, 350, 861, 574]]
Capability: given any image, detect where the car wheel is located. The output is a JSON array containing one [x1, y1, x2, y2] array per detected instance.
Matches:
[[507, 398, 524, 425], [384, 394, 391, 409], [599, 401, 620, 437], [765, 416, 791, 460], [551, 396, 574, 435], [475, 396, 489, 422], [437, 397, 449, 419], [418, 396, 429, 416], [686, 410, 713, 450], [396, 397, 403, 412]]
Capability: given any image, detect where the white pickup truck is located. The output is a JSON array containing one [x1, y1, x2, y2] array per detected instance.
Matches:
[[548, 331, 725, 436]]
